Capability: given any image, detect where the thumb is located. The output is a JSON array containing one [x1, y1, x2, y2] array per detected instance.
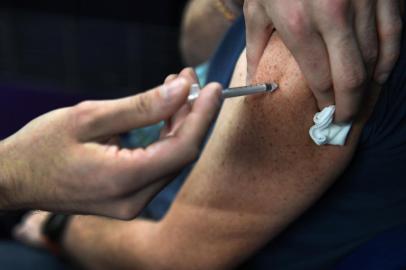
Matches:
[[82, 77, 191, 138]]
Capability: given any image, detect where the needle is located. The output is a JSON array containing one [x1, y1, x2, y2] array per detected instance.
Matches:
[[188, 83, 278, 102]]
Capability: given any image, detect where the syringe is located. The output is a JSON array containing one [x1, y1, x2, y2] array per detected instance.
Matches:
[[188, 83, 278, 102]]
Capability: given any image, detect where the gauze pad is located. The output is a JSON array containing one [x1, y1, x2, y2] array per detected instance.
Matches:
[[309, 106, 352, 146]]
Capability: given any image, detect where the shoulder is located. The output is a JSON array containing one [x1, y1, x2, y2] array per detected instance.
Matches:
[[218, 33, 374, 176], [174, 33, 378, 221]]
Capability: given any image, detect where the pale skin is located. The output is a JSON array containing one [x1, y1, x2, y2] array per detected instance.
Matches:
[[16, 33, 380, 269], [0, 68, 222, 219]]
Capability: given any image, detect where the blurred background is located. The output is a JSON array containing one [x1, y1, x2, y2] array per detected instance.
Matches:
[[0, 0, 188, 97], [0, 0, 188, 141]]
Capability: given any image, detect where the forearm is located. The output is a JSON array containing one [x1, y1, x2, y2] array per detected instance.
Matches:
[[63, 216, 164, 270], [63, 214, 231, 270]]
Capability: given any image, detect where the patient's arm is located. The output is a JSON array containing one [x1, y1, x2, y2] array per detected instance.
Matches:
[[63, 34, 379, 270]]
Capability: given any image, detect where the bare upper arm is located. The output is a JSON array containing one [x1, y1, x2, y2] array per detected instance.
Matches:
[[156, 33, 380, 269]]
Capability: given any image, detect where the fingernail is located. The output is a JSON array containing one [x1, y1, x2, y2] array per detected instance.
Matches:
[[160, 78, 188, 100], [204, 83, 223, 106], [376, 73, 389, 84]]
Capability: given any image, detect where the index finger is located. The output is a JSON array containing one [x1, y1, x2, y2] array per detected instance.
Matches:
[[320, 18, 368, 122], [244, 0, 274, 83]]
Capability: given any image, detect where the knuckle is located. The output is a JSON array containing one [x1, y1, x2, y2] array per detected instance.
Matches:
[[131, 93, 152, 115], [381, 19, 403, 40], [72, 101, 98, 127], [285, 7, 308, 37], [320, 0, 349, 26], [314, 81, 333, 95], [326, 0, 347, 17], [343, 69, 367, 90], [165, 74, 177, 83], [307, 73, 333, 95]]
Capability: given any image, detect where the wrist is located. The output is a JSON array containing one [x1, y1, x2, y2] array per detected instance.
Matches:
[[0, 139, 18, 209], [0, 137, 32, 210], [42, 214, 72, 256]]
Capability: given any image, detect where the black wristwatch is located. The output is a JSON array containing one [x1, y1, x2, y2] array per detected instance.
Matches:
[[42, 213, 71, 244]]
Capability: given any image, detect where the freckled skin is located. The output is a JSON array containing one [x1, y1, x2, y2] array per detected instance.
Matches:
[[156, 33, 380, 269]]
